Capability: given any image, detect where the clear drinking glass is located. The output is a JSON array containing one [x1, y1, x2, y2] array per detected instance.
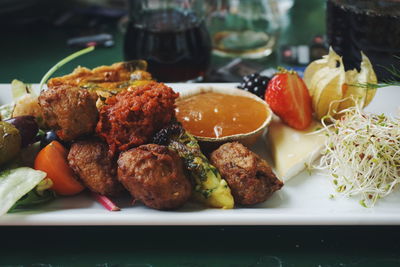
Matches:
[[205, 0, 281, 59], [124, 0, 212, 82]]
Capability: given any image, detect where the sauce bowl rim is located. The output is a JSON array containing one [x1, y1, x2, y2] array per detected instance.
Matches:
[[176, 86, 273, 143]]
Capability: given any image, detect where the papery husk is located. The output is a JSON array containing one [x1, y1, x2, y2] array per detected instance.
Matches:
[[304, 47, 378, 121]]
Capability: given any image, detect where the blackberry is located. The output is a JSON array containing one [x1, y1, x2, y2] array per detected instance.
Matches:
[[237, 73, 271, 98]]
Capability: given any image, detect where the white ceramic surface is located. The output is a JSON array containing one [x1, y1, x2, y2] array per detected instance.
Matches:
[[0, 83, 399, 226]]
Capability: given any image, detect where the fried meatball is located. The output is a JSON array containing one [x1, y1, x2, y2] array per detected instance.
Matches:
[[39, 85, 98, 141], [210, 142, 283, 205], [96, 82, 178, 155], [68, 139, 125, 197], [117, 144, 191, 210]]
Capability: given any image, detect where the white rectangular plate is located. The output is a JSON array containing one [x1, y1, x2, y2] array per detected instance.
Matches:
[[1, 83, 400, 226]]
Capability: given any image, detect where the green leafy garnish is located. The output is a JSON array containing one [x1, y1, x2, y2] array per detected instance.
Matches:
[[0, 167, 47, 216], [10, 178, 55, 211], [39, 46, 95, 91], [354, 62, 400, 89]]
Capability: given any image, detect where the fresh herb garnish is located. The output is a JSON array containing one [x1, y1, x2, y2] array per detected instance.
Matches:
[[39, 46, 95, 91], [354, 63, 400, 89]]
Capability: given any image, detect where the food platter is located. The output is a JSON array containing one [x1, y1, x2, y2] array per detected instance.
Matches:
[[1, 83, 400, 226]]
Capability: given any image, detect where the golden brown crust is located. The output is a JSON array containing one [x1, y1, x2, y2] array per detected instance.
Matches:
[[47, 62, 152, 94], [117, 144, 191, 210], [48, 63, 132, 89], [68, 139, 125, 197], [210, 142, 283, 205], [38, 85, 99, 141]]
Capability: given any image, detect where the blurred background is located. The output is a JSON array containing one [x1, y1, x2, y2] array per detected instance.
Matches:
[[0, 0, 327, 83]]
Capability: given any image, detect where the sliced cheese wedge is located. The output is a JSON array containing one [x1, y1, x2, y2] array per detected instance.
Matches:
[[267, 119, 326, 182]]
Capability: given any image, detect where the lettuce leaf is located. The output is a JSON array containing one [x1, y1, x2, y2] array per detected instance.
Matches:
[[10, 178, 55, 211], [0, 167, 47, 216]]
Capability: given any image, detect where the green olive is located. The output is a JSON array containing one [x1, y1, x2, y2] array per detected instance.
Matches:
[[0, 121, 22, 165]]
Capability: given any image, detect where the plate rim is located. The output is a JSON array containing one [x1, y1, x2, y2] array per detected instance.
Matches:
[[1, 83, 400, 226]]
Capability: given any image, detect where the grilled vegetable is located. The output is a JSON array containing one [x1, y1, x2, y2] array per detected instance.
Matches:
[[153, 123, 234, 209], [47, 59, 152, 99]]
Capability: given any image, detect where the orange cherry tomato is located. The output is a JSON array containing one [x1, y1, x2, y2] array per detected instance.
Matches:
[[34, 141, 84, 196]]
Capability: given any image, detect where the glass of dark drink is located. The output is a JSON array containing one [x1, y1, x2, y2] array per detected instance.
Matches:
[[327, 0, 400, 81], [124, 0, 212, 82]]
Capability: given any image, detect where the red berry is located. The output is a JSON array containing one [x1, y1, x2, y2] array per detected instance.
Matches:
[[265, 69, 313, 130]]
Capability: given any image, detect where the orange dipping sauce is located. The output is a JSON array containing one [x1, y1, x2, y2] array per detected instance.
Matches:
[[176, 92, 268, 138]]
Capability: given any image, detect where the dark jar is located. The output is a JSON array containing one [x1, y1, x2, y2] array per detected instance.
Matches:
[[124, 0, 212, 82], [327, 0, 400, 81]]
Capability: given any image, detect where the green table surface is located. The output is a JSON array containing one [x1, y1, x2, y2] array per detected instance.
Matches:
[[1, 0, 400, 266]]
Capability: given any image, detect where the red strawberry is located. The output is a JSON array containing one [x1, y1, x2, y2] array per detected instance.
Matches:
[[265, 69, 313, 130]]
